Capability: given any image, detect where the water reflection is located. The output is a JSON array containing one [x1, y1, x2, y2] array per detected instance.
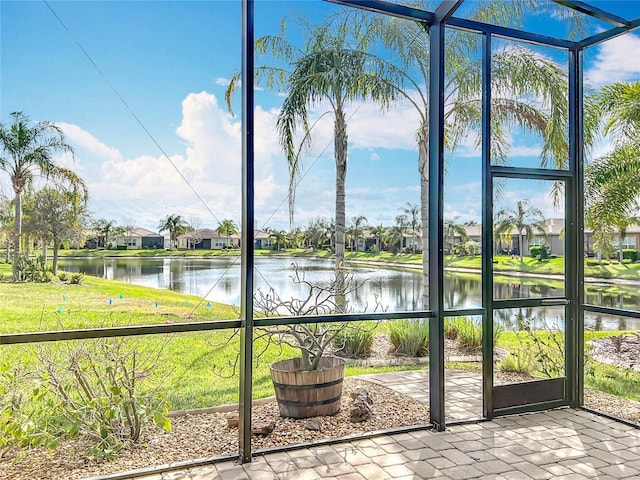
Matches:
[[58, 257, 640, 330]]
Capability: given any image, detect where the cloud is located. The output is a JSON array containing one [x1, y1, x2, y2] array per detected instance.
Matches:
[[586, 33, 640, 86], [57, 122, 122, 162], [60, 91, 285, 230], [215, 77, 232, 86]]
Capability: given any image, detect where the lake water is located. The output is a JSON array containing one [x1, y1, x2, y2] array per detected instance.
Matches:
[[58, 256, 640, 331]]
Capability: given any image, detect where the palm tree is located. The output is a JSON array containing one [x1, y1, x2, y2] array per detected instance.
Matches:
[[268, 229, 290, 251], [392, 214, 408, 253], [495, 199, 547, 262], [0, 112, 87, 280], [598, 81, 640, 146], [400, 203, 420, 253], [585, 81, 640, 262], [444, 217, 468, 254], [228, 16, 402, 280], [158, 214, 188, 249], [370, 224, 388, 252], [350, 3, 589, 304], [350, 215, 368, 252], [217, 219, 238, 248]]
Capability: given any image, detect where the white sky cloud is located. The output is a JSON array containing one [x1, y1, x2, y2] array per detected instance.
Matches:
[[57, 122, 122, 163], [586, 32, 640, 86], [61, 91, 284, 231]]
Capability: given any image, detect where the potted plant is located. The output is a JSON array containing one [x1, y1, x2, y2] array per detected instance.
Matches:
[[254, 263, 375, 418]]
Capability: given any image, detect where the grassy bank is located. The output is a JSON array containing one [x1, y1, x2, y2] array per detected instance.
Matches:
[[36, 248, 640, 280], [0, 275, 424, 410]]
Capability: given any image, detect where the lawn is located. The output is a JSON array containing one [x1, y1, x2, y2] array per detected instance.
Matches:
[[446, 254, 640, 280], [13, 248, 640, 281], [0, 275, 427, 411]]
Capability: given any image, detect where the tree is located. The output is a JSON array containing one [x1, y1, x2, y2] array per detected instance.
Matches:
[[390, 214, 408, 253], [0, 193, 12, 262], [187, 216, 203, 250], [495, 199, 547, 262], [400, 203, 420, 253], [90, 218, 117, 248], [444, 217, 468, 253], [227, 16, 402, 285], [217, 219, 238, 249], [350, 215, 368, 252], [268, 229, 290, 251], [22, 186, 88, 274], [304, 217, 330, 250], [158, 214, 188, 249], [370, 224, 388, 252], [585, 82, 640, 262], [121, 217, 137, 250], [353, 2, 589, 305], [0, 112, 87, 280]]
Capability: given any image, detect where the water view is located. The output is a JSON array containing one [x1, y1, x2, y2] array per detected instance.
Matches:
[[58, 257, 640, 331]]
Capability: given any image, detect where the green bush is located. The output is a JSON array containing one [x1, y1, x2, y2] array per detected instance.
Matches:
[[498, 349, 532, 374], [529, 245, 548, 260], [444, 317, 503, 351], [388, 319, 429, 356], [622, 249, 638, 262], [17, 255, 51, 283], [70, 273, 84, 285], [58, 272, 69, 282], [0, 337, 171, 459], [333, 322, 377, 358]]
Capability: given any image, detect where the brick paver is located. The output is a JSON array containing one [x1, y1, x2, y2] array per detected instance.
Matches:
[[129, 371, 640, 480]]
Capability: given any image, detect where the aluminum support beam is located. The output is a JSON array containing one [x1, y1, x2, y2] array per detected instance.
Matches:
[[239, 0, 255, 464], [567, 46, 585, 408], [428, 19, 445, 432], [552, 0, 629, 28], [481, 32, 494, 420], [326, 0, 434, 23]]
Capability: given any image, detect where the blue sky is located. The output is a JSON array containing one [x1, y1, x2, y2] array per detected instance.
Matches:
[[2, 1, 640, 234]]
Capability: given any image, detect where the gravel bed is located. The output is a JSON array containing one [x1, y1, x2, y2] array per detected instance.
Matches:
[[0, 378, 429, 480]]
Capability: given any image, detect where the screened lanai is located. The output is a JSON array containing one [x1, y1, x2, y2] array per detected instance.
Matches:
[[2, 0, 640, 478]]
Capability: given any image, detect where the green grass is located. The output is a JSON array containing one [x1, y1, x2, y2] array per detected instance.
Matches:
[[446, 254, 640, 280]]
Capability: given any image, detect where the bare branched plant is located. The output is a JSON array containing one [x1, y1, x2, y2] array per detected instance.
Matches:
[[213, 263, 383, 374]]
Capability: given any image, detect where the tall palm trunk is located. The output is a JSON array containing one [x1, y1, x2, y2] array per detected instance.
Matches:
[[12, 189, 22, 281], [334, 105, 347, 270], [334, 105, 348, 311], [418, 127, 429, 308]]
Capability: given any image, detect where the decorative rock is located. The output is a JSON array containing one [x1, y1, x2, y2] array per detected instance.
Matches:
[[226, 413, 239, 428], [350, 388, 374, 423], [350, 388, 373, 404], [302, 418, 322, 431], [252, 420, 276, 435]]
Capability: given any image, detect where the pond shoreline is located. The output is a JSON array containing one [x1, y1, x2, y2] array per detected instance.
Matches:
[[57, 253, 640, 287]]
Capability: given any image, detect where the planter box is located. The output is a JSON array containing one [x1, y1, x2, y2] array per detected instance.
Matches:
[[270, 357, 345, 418]]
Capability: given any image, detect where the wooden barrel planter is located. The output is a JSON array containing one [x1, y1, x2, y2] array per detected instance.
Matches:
[[270, 356, 345, 418]]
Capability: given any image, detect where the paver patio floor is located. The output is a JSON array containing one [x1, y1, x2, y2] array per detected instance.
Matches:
[[128, 370, 640, 480]]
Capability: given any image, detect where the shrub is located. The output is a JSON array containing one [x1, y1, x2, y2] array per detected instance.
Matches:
[[333, 322, 377, 358], [1, 337, 171, 459], [456, 319, 482, 350], [622, 249, 638, 262], [17, 255, 51, 283], [444, 317, 460, 340], [388, 319, 429, 356], [445, 317, 503, 351], [529, 245, 548, 260], [70, 273, 84, 285], [498, 349, 532, 374], [58, 272, 69, 282]]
